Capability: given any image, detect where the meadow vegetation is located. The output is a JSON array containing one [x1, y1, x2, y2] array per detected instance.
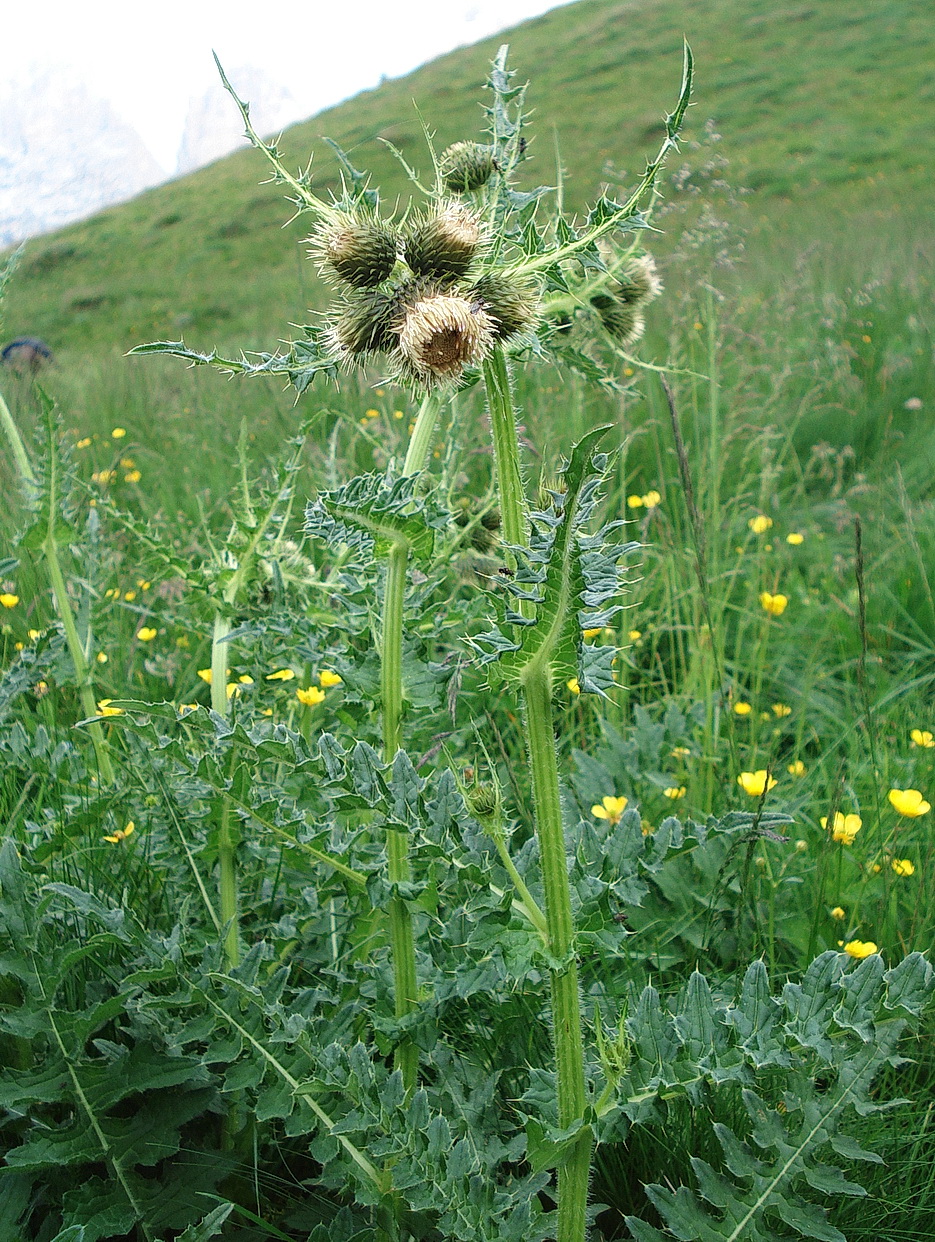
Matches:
[[1, 7, 934, 1242]]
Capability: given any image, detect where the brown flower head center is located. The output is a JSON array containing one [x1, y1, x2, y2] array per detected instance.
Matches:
[[397, 293, 494, 380]]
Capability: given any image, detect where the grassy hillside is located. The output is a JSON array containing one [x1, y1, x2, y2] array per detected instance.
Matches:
[[3, 0, 933, 358]]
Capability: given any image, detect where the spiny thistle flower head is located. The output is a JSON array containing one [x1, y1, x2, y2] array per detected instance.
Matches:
[[396, 287, 496, 385], [468, 273, 539, 341], [328, 288, 398, 359], [614, 253, 664, 305], [590, 294, 646, 346], [404, 202, 485, 281], [439, 141, 496, 193], [310, 212, 399, 288]]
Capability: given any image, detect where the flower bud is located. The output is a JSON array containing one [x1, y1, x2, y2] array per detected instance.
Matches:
[[590, 294, 645, 346], [312, 213, 399, 288], [465, 782, 501, 822], [329, 289, 397, 358], [439, 141, 496, 193], [613, 253, 663, 306], [405, 204, 483, 281], [395, 285, 495, 385], [467, 273, 539, 341]]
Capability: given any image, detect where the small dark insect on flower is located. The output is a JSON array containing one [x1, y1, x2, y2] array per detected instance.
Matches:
[[497, 566, 515, 578]]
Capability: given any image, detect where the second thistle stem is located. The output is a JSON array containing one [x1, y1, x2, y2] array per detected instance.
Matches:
[[381, 392, 442, 1092], [483, 346, 590, 1241], [211, 613, 240, 969]]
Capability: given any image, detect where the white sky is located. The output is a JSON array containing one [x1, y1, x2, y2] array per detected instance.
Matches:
[[2, 0, 578, 171]]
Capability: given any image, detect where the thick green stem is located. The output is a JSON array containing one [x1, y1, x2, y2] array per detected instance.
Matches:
[[380, 391, 442, 1092], [210, 613, 240, 968], [483, 353, 591, 1241], [523, 668, 591, 1242], [0, 390, 38, 501]]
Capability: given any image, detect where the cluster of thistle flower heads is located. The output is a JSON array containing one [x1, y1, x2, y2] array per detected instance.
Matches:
[[587, 245, 663, 348], [311, 144, 539, 389]]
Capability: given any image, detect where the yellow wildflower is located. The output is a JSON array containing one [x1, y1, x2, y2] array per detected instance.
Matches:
[[748, 515, 773, 534], [76, 436, 92, 448], [737, 770, 777, 797], [364, 408, 380, 420], [892, 858, 915, 877], [103, 821, 135, 843], [394, 409, 404, 420], [137, 627, 157, 642], [787, 760, 806, 777], [136, 579, 151, 590], [28, 628, 42, 640], [97, 699, 123, 717], [641, 490, 661, 509], [111, 427, 127, 439], [786, 532, 805, 545], [297, 686, 326, 706], [266, 668, 295, 682], [121, 458, 137, 469], [567, 677, 581, 695], [124, 591, 136, 602], [820, 812, 862, 845], [592, 796, 628, 824], [663, 786, 686, 800], [733, 701, 752, 716], [626, 495, 644, 510], [582, 627, 602, 640], [318, 669, 343, 688], [226, 682, 241, 699], [178, 704, 198, 716], [96, 652, 108, 664], [844, 940, 878, 960], [197, 669, 213, 684], [888, 788, 931, 817], [260, 707, 273, 717], [124, 469, 142, 483], [759, 592, 788, 616], [628, 629, 642, 642], [772, 703, 792, 717], [910, 729, 934, 749], [672, 747, 691, 759], [0, 594, 19, 608], [91, 469, 115, 485], [830, 907, 845, 920], [14, 642, 23, 651], [238, 674, 254, 685], [35, 680, 49, 696]]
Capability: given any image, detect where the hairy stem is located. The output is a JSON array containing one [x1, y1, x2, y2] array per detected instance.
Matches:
[[381, 391, 442, 1092], [0, 389, 38, 501], [483, 354, 591, 1241]]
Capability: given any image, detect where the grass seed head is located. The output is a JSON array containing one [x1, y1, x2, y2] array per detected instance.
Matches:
[[439, 141, 496, 193]]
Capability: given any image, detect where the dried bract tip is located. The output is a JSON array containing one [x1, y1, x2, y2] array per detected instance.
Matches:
[[311, 214, 399, 288], [440, 141, 496, 193], [405, 203, 484, 281], [590, 295, 645, 346], [468, 273, 540, 341], [396, 290, 495, 384]]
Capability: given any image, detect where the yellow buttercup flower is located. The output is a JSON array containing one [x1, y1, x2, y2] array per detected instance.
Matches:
[[76, 436, 92, 448], [641, 490, 661, 509], [787, 760, 806, 777], [749, 515, 773, 534], [178, 704, 198, 716], [759, 592, 788, 616], [627, 494, 644, 510], [733, 701, 752, 716], [582, 627, 602, 640], [96, 699, 124, 717], [124, 469, 142, 483], [567, 678, 581, 695], [830, 906, 845, 920], [238, 674, 254, 684], [226, 682, 241, 699], [910, 729, 934, 749], [672, 747, 691, 759], [844, 940, 878, 960], [103, 821, 135, 844], [628, 629, 642, 642], [592, 796, 628, 824], [318, 669, 343, 688], [137, 627, 157, 642], [737, 770, 777, 797], [111, 426, 127, 438], [96, 652, 108, 664], [663, 786, 686, 800], [266, 668, 296, 682], [0, 594, 19, 608], [820, 812, 862, 845], [786, 532, 805, 545], [124, 591, 137, 602], [771, 703, 792, 717], [28, 628, 42, 640], [892, 858, 915, 877], [197, 669, 213, 684], [297, 686, 326, 706], [888, 788, 931, 817]]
